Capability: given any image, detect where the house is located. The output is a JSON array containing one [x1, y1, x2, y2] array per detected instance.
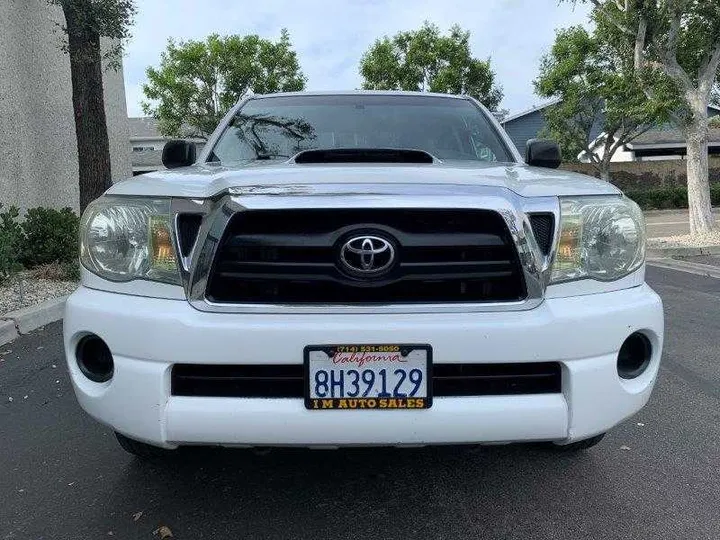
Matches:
[[501, 98, 605, 156], [129, 117, 205, 175], [129, 117, 168, 175], [0, 0, 131, 213], [580, 125, 720, 163], [501, 98, 720, 162]]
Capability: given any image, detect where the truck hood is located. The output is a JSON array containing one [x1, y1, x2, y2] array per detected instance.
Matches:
[[108, 160, 619, 199]]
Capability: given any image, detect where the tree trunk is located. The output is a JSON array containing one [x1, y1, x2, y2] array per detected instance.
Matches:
[[599, 164, 611, 183], [64, 6, 113, 214], [684, 109, 716, 235]]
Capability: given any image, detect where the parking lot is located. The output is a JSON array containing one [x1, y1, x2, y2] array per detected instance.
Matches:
[[1, 266, 719, 540]]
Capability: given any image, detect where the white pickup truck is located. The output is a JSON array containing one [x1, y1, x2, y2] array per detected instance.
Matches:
[[65, 91, 663, 458]]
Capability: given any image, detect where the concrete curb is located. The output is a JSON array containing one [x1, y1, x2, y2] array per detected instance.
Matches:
[[646, 245, 720, 259], [647, 258, 720, 279], [0, 295, 68, 346], [0, 320, 18, 346]]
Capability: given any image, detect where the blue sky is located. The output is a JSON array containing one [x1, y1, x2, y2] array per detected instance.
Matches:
[[123, 0, 591, 117]]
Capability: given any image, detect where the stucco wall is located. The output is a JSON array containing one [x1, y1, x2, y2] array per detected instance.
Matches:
[[102, 39, 132, 187], [0, 1, 131, 214]]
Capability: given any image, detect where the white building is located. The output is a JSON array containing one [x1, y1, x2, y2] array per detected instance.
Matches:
[[580, 125, 720, 163], [129, 117, 205, 175], [578, 105, 720, 164], [0, 0, 131, 213]]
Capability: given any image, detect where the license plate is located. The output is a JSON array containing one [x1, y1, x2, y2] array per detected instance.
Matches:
[[304, 344, 432, 410]]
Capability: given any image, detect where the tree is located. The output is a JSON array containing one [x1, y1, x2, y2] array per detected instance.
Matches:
[[535, 26, 673, 180], [571, 0, 720, 234], [51, 0, 136, 213], [359, 22, 503, 111], [142, 30, 306, 138]]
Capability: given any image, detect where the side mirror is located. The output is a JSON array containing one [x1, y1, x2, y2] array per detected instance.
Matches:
[[162, 140, 197, 169], [526, 139, 562, 169]]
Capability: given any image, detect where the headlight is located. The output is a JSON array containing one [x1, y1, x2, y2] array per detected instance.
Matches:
[[80, 197, 180, 284], [551, 196, 645, 283]]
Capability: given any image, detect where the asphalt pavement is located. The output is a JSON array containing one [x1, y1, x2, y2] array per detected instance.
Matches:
[[1, 267, 719, 540]]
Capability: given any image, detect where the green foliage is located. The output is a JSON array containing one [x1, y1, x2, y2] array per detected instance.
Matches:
[[62, 260, 81, 281], [20, 208, 79, 268], [143, 30, 307, 138], [626, 184, 720, 210], [709, 115, 720, 128], [535, 25, 673, 166], [539, 120, 587, 163], [359, 22, 503, 111], [49, 0, 137, 69], [0, 205, 24, 284], [574, 1, 720, 127], [565, 1, 720, 233]]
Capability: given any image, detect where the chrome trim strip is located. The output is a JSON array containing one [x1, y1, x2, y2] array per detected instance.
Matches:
[[169, 198, 214, 282], [521, 196, 561, 284], [177, 186, 559, 314]]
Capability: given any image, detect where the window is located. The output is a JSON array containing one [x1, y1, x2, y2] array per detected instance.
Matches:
[[209, 94, 514, 164]]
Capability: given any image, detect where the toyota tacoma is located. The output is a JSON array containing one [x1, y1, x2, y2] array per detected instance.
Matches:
[[64, 91, 664, 457]]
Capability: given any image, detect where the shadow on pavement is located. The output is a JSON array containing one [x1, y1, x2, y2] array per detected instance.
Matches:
[[93, 444, 611, 538]]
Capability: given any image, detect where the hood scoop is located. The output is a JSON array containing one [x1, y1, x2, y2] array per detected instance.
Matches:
[[293, 148, 435, 164]]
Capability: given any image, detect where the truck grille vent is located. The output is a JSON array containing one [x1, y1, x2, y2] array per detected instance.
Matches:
[[171, 362, 562, 398], [529, 213, 554, 255], [176, 213, 203, 257], [206, 209, 526, 304]]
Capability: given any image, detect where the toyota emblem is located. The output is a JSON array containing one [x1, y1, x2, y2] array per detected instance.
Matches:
[[339, 235, 396, 277]]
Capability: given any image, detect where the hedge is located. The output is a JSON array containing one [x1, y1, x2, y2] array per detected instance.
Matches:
[[625, 184, 720, 210], [0, 205, 79, 284]]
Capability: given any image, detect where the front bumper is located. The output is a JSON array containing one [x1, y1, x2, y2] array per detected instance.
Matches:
[[64, 284, 663, 448]]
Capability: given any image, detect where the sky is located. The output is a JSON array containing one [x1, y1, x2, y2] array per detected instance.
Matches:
[[122, 0, 591, 118]]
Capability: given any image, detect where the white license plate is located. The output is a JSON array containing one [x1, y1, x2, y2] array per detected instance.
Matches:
[[304, 344, 432, 410]]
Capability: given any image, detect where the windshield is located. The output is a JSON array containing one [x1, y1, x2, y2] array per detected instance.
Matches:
[[208, 94, 515, 164]]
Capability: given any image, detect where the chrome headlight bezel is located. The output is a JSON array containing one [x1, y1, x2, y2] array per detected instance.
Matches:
[[550, 195, 645, 284], [80, 196, 181, 285]]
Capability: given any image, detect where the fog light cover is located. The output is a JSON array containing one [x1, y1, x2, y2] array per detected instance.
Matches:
[[617, 332, 652, 380], [76, 335, 114, 383]]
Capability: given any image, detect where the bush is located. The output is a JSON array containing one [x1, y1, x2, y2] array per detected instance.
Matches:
[[20, 207, 79, 268], [0, 204, 24, 284], [29, 260, 81, 281], [626, 184, 720, 210]]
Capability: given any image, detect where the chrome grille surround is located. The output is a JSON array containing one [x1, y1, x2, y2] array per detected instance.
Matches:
[[169, 183, 560, 314]]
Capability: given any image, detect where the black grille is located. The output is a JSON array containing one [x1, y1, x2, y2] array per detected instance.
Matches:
[[529, 213, 555, 255], [172, 364, 303, 398], [433, 362, 561, 396], [176, 214, 203, 257], [206, 209, 526, 304], [171, 362, 562, 398]]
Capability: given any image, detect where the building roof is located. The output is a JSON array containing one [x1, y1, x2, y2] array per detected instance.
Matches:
[[128, 117, 162, 140], [627, 126, 720, 148], [501, 98, 562, 124], [132, 149, 164, 169]]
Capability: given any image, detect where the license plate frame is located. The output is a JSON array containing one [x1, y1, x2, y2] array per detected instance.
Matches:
[[304, 344, 433, 410]]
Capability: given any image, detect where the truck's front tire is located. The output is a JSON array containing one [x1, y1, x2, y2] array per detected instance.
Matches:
[[115, 432, 175, 459]]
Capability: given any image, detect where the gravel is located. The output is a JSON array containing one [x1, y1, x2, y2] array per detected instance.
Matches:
[[0, 276, 78, 316], [648, 230, 720, 248]]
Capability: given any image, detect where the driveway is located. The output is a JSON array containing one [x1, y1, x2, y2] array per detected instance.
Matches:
[[1, 267, 719, 540]]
